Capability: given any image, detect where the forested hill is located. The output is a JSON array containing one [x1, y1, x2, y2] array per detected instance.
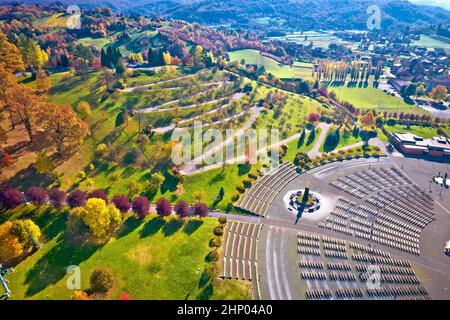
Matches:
[[5, 0, 450, 30]]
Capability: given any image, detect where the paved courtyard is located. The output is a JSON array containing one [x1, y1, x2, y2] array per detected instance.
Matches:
[[254, 156, 450, 300]]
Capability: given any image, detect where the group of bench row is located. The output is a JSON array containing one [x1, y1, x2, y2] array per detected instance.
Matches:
[[221, 221, 261, 281], [235, 163, 298, 216]]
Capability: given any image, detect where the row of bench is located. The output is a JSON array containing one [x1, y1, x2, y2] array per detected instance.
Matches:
[[235, 163, 298, 216]]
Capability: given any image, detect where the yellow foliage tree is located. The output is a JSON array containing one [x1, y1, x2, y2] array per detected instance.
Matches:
[[163, 51, 171, 65], [78, 198, 122, 239], [76, 101, 92, 119], [0, 221, 24, 263], [0, 31, 24, 71], [11, 219, 42, 251], [35, 68, 51, 92]]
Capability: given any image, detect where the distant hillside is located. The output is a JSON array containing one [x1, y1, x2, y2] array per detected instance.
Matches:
[[3, 0, 450, 30]]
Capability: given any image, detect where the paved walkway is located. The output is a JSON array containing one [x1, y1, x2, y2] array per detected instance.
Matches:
[[179, 107, 262, 174], [121, 74, 197, 93], [306, 122, 330, 158]]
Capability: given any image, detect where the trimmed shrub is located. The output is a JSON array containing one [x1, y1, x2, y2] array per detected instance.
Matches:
[[231, 194, 240, 202], [213, 226, 224, 236], [243, 179, 252, 188], [206, 250, 219, 262], [218, 216, 227, 225], [209, 237, 222, 248]]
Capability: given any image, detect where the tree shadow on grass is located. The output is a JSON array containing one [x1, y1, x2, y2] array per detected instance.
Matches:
[[196, 283, 214, 300], [24, 238, 100, 297], [209, 169, 225, 184], [161, 170, 179, 194], [198, 271, 211, 289], [237, 163, 251, 176], [118, 215, 143, 238], [139, 216, 165, 238], [162, 218, 183, 236], [183, 219, 204, 235], [33, 209, 68, 240], [4, 165, 54, 190]]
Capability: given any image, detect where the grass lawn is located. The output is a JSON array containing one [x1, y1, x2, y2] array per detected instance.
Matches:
[[228, 49, 313, 79], [154, 164, 261, 212], [319, 127, 362, 153], [284, 128, 322, 162], [331, 86, 428, 114], [256, 93, 325, 139], [383, 123, 449, 139], [5, 206, 251, 300]]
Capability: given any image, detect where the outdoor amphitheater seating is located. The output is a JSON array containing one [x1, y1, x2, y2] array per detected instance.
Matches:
[[221, 221, 261, 281], [235, 162, 298, 216]]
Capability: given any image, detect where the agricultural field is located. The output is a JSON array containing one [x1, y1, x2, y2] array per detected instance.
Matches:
[[411, 35, 450, 53], [266, 30, 354, 49], [330, 86, 428, 114], [228, 49, 314, 79]]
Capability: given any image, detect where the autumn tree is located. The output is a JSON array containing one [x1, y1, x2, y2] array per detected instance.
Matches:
[[49, 188, 66, 209], [0, 221, 24, 263], [111, 195, 131, 214], [156, 197, 171, 217], [67, 189, 88, 208], [360, 110, 376, 130], [35, 68, 51, 92], [0, 188, 23, 209], [17, 35, 48, 70], [132, 196, 150, 218], [11, 219, 42, 251], [6, 84, 39, 141], [26, 187, 48, 205], [0, 219, 41, 264], [0, 32, 24, 71], [90, 267, 114, 294], [193, 202, 208, 217], [35, 103, 90, 156], [429, 85, 448, 102], [77, 198, 122, 239], [0, 66, 20, 129], [174, 200, 190, 218]]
